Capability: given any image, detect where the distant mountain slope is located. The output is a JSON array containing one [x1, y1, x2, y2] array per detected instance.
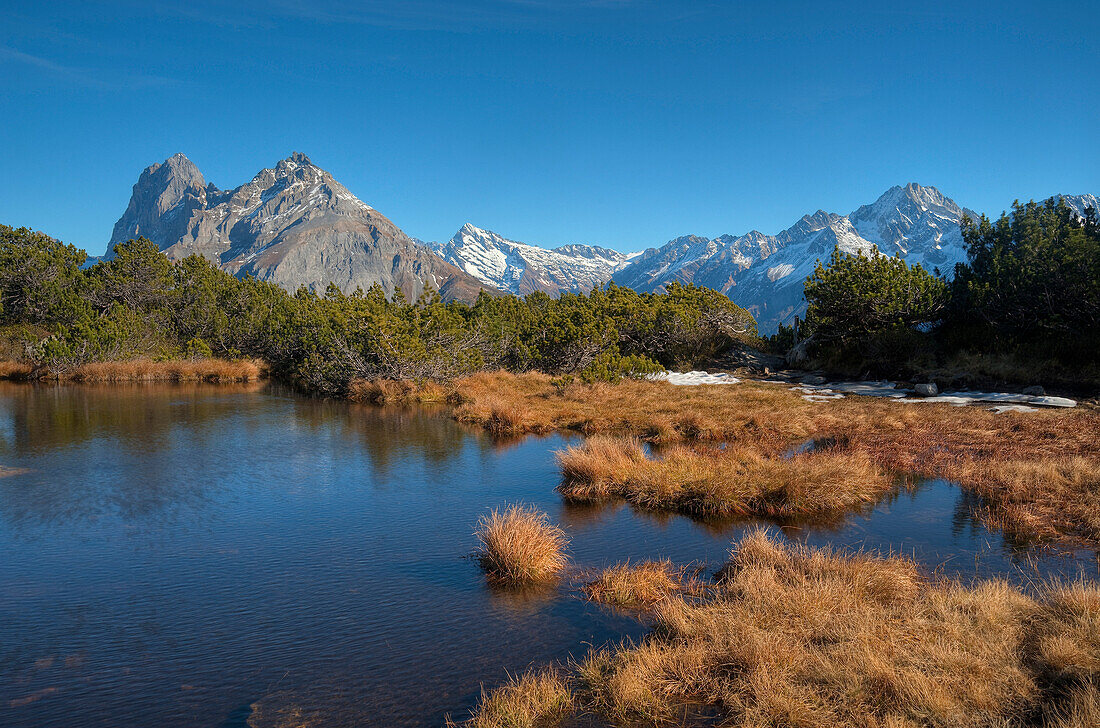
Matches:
[[109, 153, 487, 301], [1056, 194, 1100, 220], [614, 183, 983, 333], [429, 223, 639, 295]]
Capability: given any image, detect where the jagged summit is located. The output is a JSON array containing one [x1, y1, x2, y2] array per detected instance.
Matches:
[[109, 153, 485, 301], [612, 185, 977, 332]]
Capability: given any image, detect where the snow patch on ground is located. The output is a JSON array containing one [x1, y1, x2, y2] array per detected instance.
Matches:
[[644, 370, 1077, 412], [648, 370, 741, 386]]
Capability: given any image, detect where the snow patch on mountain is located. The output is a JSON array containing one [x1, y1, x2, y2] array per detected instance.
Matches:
[[429, 223, 639, 296]]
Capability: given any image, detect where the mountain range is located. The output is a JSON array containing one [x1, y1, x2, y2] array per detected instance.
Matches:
[[109, 153, 1097, 332], [109, 152, 486, 301]]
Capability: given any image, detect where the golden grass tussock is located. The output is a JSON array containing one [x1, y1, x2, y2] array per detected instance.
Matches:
[[957, 457, 1100, 544], [584, 560, 683, 608], [60, 358, 264, 382], [557, 436, 892, 518], [474, 505, 569, 584], [445, 668, 572, 728], [0, 360, 33, 379], [464, 530, 1100, 727]]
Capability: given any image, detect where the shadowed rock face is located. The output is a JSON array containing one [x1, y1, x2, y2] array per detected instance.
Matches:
[[109, 152, 488, 302]]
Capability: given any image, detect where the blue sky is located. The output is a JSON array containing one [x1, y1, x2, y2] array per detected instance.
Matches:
[[1, 0, 1097, 255]]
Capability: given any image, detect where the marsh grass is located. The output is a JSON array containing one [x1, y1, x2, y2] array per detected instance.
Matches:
[[31, 358, 265, 382], [557, 436, 892, 518], [583, 560, 685, 608], [464, 530, 1100, 727], [0, 361, 33, 379], [364, 372, 1100, 545], [475, 506, 569, 584], [445, 668, 572, 728]]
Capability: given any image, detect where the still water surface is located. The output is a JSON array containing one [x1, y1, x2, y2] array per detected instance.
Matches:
[[1, 383, 1096, 727]]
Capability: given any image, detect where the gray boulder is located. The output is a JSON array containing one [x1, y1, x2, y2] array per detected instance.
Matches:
[[914, 383, 939, 396]]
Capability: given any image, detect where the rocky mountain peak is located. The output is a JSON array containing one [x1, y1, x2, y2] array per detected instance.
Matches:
[[109, 153, 486, 301]]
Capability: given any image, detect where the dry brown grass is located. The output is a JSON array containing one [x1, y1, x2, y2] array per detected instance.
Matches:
[[445, 668, 572, 728], [475, 505, 570, 584], [583, 560, 684, 608], [465, 530, 1100, 727], [954, 458, 1100, 544], [347, 377, 451, 404], [0, 360, 33, 379], [365, 372, 1100, 545], [64, 358, 264, 382], [557, 436, 892, 518]]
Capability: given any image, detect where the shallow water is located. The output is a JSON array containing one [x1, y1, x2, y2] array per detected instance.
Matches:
[[0, 383, 1095, 727]]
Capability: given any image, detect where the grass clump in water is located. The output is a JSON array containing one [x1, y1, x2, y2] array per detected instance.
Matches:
[[465, 529, 1100, 727], [557, 436, 891, 518], [475, 505, 569, 584], [584, 560, 683, 608], [446, 667, 572, 728]]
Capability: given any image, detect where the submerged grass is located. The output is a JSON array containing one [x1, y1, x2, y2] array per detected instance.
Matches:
[[475, 505, 570, 584], [460, 530, 1100, 728], [359, 371, 1100, 545], [557, 436, 892, 518], [583, 560, 685, 608]]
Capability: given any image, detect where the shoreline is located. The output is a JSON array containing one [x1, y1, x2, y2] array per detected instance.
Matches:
[[0, 358, 265, 383]]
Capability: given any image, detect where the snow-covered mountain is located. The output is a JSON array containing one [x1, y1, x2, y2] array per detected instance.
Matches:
[[1057, 194, 1100, 221], [429, 223, 640, 295], [613, 183, 982, 333], [109, 153, 487, 301]]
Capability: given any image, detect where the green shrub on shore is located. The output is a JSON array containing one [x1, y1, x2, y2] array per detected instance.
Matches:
[[0, 223, 755, 389]]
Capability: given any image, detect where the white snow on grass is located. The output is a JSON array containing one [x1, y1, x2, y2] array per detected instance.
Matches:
[[640, 370, 1075, 412], [795, 382, 1076, 409], [648, 370, 741, 386]]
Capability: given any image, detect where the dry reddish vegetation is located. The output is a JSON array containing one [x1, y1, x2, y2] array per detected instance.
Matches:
[[445, 667, 572, 728], [457, 531, 1100, 728], [361, 371, 1100, 544], [0, 361, 33, 379], [0, 358, 264, 382], [558, 436, 891, 519], [583, 559, 686, 608], [474, 505, 570, 584]]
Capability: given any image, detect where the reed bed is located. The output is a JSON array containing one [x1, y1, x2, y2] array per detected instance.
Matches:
[[557, 436, 892, 518], [458, 530, 1100, 728], [61, 358, 264, 382], [474, 505, 570, 584]]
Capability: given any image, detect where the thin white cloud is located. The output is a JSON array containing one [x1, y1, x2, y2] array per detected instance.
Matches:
[[0, 44, 174, 89]]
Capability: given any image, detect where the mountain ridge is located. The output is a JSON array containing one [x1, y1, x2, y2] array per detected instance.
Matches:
[[109, 152, 487, 302], [108, 157, 1097, 331]]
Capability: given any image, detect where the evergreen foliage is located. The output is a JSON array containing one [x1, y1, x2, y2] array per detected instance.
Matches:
[[0, 225, 756, 390], [796, 196, 1099, 376], [950, 198, 1100, 362]]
